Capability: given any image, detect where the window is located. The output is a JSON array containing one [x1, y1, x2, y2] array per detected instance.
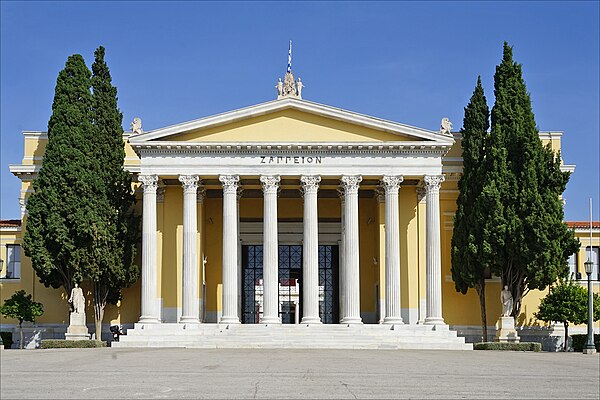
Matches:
[[568, 252, 580, 280], [2, 244, 21, 279], [584, 246, 599, 281]]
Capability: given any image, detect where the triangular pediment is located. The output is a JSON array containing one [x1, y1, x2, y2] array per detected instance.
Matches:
[[129, 98, 454, 146]]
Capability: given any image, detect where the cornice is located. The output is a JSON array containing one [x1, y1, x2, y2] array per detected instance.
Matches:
[[131, 141, 451, 157]]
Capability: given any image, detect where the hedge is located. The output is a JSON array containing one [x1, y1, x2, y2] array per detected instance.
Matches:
[[473, 342, 541, 351], [41, 339, 106, 349], [571, 334, 600, 352]]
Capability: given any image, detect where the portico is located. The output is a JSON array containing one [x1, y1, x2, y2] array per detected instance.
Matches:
[[128, 96, 454, 331]]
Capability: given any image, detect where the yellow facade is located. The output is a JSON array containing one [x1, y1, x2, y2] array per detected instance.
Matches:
[[2, 101, 598, 342]]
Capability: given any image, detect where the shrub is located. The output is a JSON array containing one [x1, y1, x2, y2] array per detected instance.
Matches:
[[571, 334, 600, 352], [41, 339, 106, 349], [473, 342, 541, 351], [1, 331, 13, 348]]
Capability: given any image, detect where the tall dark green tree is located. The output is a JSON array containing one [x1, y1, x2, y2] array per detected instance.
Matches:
[[451, 77, 493, 341], [89, 46, 140, 339], [490, 42, 579, 317], [23, 54, 96, 296]]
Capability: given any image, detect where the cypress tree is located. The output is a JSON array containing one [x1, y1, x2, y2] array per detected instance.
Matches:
[[451, 76, 493, 341], [490, 42, 579, 317], [89, 46, 140, 339], [23, 54, 96, 297]]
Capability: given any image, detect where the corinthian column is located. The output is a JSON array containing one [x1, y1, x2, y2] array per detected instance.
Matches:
[[382, 176, 404, 324], [337, 187, 346, 322], [219, 175, 240, 324], [260, 175, 281, 324], [340, 175, 363, 324], [301, 175, 322, 324], [179, 175, 200, 324], [424, 175, 445, 325], [138, 174, 160, 323]]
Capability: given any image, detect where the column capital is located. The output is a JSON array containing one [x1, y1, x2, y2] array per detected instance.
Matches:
[[416, 186, 427, 203], [374, 187, 385, 204], [156, 183, 166, 203], [138, 174, 158, 193], [337, 186, 345, 202], [381, 175, 404, 193], [300, 175, 321, 195], [340, 175, 362, 194], [424, 175, 445, 193], [196, 187, 206, 203], [179, 175, 200, 194], [219, 175, 240, 194], [19, 198, 27, 217], [260, 175, 281, 194]]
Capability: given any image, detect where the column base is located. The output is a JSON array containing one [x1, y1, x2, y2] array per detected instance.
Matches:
[[300, 317, 322, 325], [260, 316, 281, 324], [383, 317, 404, 325], [424, 317, 446, 326], [138, 316, 161, 324], [340, 316, 363, 325], [179, 317, 200, 324], [583, 348, 597, 355], [219, 316, 240, 324]]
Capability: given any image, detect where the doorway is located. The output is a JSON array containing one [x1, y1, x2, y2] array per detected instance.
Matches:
[[241, 244, 339, 324]]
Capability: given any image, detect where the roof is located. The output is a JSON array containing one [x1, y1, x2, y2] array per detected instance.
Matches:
[[0, 219, 21, 228], [566, 221, 600, 229]]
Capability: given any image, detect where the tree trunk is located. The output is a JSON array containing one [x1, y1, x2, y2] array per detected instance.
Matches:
[[475, 282, 488, 342], [93, 282, 108, 341], [19, 320, 23, 350], [563, 321, 569, 352]]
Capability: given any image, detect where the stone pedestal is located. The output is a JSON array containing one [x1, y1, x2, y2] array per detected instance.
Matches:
[[495, 316, 519, 343], [65, 312, 90, 341]]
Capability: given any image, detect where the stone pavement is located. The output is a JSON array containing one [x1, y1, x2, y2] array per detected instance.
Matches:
[[1, 348, 598, 399]]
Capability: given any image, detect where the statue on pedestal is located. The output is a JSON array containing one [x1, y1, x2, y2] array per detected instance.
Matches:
[[65, 282, 90, 341], [495, 284, 519, 342]]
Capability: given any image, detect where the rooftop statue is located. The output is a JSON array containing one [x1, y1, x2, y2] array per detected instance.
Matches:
[[131, 117, 143, 135], [440, 118, 453, 135], [296, 78, 304, 99]]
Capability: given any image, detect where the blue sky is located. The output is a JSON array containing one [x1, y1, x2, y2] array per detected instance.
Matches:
[[1, 1, 598, 221]]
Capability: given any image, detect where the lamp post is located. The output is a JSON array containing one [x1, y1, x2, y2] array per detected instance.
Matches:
[[584, 258, 595, 354], [584, 197, 596, 354]]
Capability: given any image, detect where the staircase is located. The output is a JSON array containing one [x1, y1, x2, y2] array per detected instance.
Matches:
[[112, 323, 473, 350]]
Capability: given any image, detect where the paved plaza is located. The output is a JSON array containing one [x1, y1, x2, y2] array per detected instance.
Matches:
[[1, 348, 598, 399]]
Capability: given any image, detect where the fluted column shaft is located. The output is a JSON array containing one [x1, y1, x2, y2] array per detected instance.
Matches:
[[301, 176, 322, 324], [337, 188, 346, 322], [260, 175, 281, 324], [383, 176, 404, 324], [220, 175, 240, 324], [340, 175, 363, 324], [424, 175, 445, 325], [139, 175, 160, 323], [179, 175, 200, 323]]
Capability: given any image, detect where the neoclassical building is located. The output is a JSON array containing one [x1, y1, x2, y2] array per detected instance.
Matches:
[[2, 70, 597, 349]]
